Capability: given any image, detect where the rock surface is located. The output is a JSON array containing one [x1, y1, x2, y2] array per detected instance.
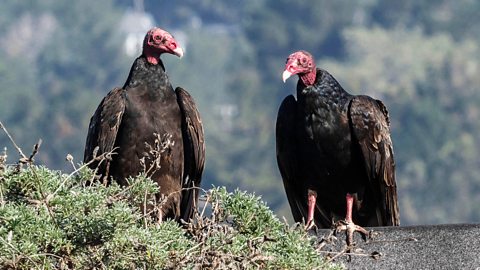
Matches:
[[316, 223, 480, 270]]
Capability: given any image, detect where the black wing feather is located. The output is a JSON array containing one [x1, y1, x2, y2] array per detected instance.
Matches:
[[175, 87, 205, 221], [84, 88, 126, 176], [349, 96, 400, 226], [276, 95, 333, 226], [276, 95, 307, 222]]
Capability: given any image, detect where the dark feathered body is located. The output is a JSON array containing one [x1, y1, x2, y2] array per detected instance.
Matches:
[[277, 68, 399, 228], [85, 56, 205, 221], [114, 58, 183, 217]]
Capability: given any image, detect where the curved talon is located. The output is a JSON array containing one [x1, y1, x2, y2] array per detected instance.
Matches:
[[334, 220, 371, 247], [305, 219, 317, 231]]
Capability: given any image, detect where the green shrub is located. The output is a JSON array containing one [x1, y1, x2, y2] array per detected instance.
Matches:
[[0, 164, 340, 269]]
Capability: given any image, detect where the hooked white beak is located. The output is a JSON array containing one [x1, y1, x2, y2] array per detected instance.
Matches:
[[173, 47, 184, 58], [282, 70, 292, 83]]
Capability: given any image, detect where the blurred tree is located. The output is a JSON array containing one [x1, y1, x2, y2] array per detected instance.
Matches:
[[368, 0, 480, 39], [1, 0, 480, 225], [0, 0, 129, 167], [163, 26, 287, 212], [320, 26, 480, 224]]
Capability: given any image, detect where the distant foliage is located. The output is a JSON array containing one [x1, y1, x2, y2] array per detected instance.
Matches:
[[2, 0, 480, 226], [0, 162, 340, 269], [0, 0, 128, 169], [320, 26, 480, 224]]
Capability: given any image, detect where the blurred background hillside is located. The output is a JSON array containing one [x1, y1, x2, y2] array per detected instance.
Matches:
[[1, 0, 479, 225]]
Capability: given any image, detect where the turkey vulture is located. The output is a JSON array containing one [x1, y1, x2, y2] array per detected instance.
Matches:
[[84, 27, 205, 222], [277, 50, 399, 243]]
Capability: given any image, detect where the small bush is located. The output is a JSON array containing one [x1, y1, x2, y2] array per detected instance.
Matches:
[[0, 164, 341, 269]]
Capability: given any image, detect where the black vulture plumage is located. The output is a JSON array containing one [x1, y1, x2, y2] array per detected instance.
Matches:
[[277, 51, 399, 242], [84, 27, 205, 222]]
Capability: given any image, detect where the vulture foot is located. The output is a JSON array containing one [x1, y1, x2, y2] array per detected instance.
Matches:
[[334, 219, 371, 248], [305, 219, 317, 232]]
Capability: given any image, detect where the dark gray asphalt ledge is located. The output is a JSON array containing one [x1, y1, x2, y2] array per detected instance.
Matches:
[[316, 223, 480, 270]]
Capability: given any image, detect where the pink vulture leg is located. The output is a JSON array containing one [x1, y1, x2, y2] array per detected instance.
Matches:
[[345, 192, 354, 223], [335, 193, 370, 247], [305, 189, 317, 229]]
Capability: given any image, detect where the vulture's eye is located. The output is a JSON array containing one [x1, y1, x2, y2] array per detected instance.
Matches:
[[301, 57, 307, 63], [154, 35, 162, 40]]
